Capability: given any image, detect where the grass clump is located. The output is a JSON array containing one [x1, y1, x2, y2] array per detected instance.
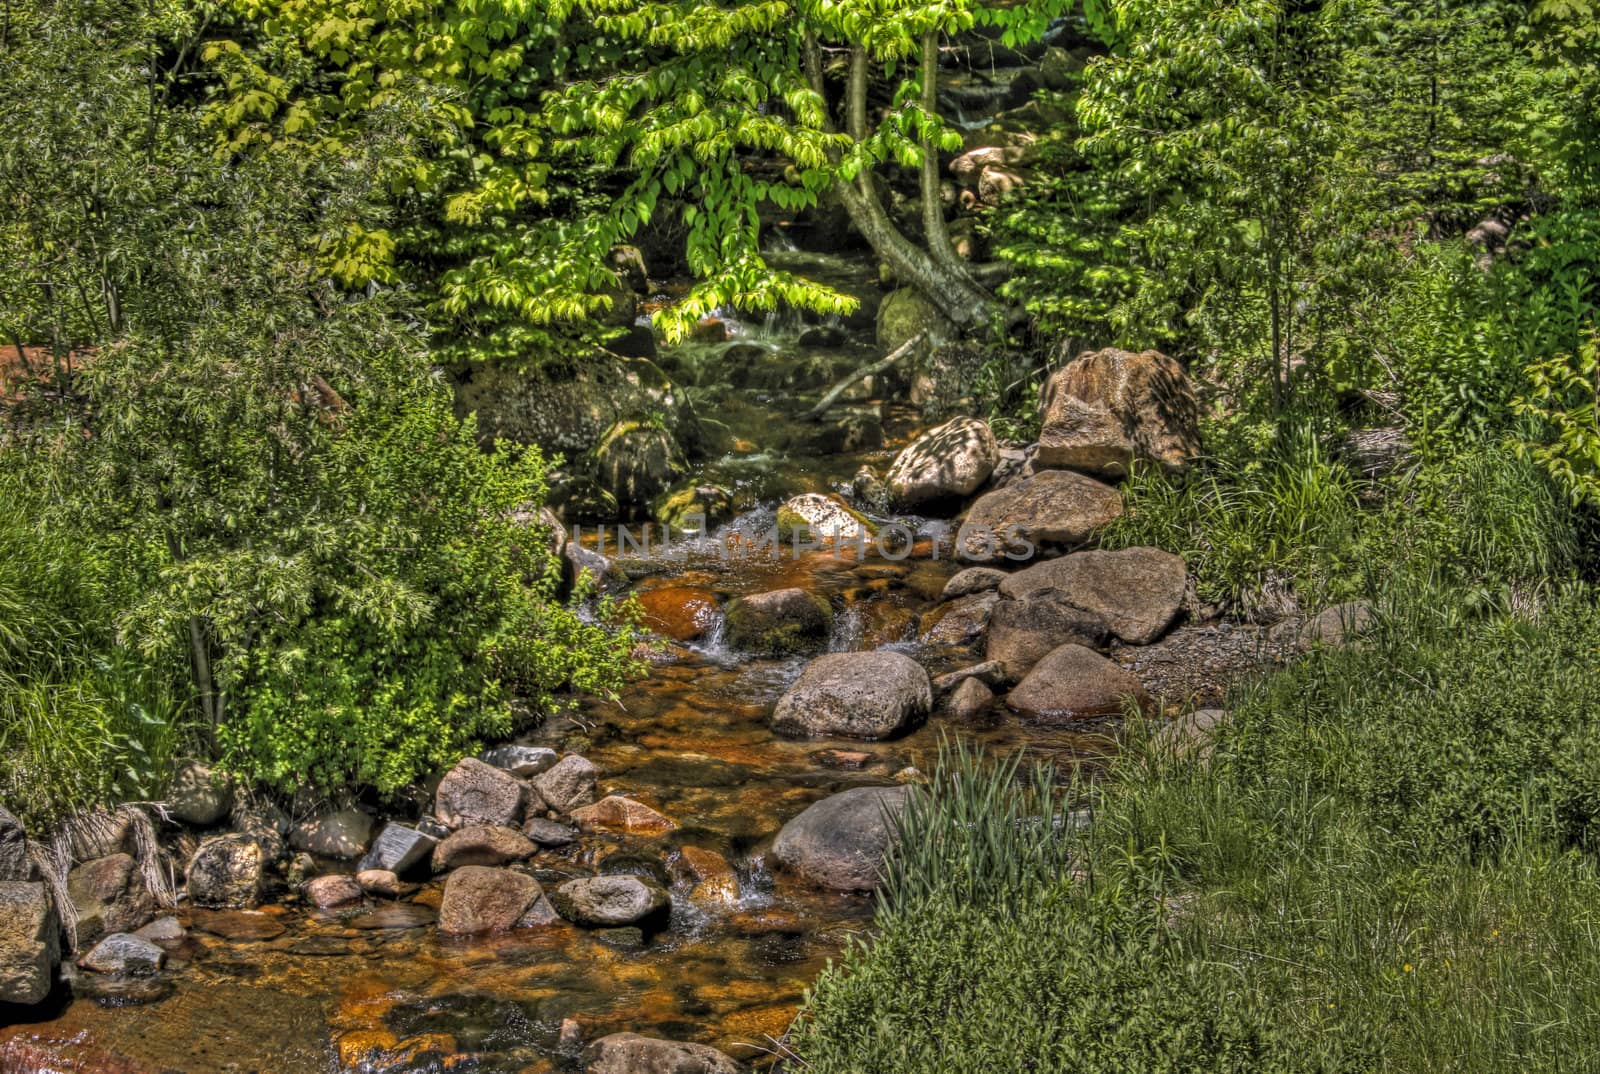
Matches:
[[790, 586, 1600, 1072]]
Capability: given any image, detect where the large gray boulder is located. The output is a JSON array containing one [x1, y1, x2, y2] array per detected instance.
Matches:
[[723, 588, 833, 656], [532, 754, 599, 815], [0, 805, 29, 881], [187, 834, 263, 909], [1005, 644, 1150, 721], [437, 866, 558, 934], [771, 652, 933, 740], [1036, 347, 1201, 477], [166, 761, 233, 827], [435, 758, 525, 830], [550, 875, 670, 928], [0, 881, 58, 1005], [886, 417, 1000, 508], [983, 598, 1108, 680], [584, 1033, 743, 1074], [957, 470, 1122, 562], [998, 547, 1187, 644], [772, 786, 909, 892]]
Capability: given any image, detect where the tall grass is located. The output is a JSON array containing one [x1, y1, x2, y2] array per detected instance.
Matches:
[[790, 584, 1600, 1072]]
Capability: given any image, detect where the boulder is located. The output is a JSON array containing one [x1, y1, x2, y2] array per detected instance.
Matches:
[[636, 586, 721, 642], [931, 661, 1009, 693], [885, 417, 999, 509], [303, 874, 363, 909], [654, 482, 735, 533], [532, 754, 599, 815], [940, 566, 1008, 602], [436, 758, 525, 830], [1036, 347, 1201, 477], [771, 652, 933, 740], [983, 598, 1109, 680], [0, 881, 58, 1005], [68, 853, 153, 943], [584, 1033, 743, 1074], [918, 591, 999, 646], [775, 493, 873, 544], [593, 419, 687, 516], [290, 808, 373, 859], [357, 823, 437, 876], [234, 799, 291, 862], [997, 547, 1187, 644], [570, 796, 679, 837], [132, 916, 185, 943], [432, 825, 537, 871], [0, 805, 29, 881], [550, 875, 670, 928], [355, 870, 405, 899], [944, 676, 995, 719], [166, 761, 232, 827], [564, 541, 629, 593], [438, 866, 558, 934], [1298, 601, 1377, 651], [521, 819, 577, 848], [772, 786, 909, 892], [723, 588, 833, 656], [950, 143, 1036, 186], [1005, 644, 1150, 721], [186, 835, 263, 909], [671, 847, 741, 906], [78, 932, 164, 976], [479, 745, 560, 779], [877, 287, 955, 356], [957, 469, 1123, 562]]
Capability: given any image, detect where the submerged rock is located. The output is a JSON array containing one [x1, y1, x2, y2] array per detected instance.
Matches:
[[1036, 347, 1201, 477], [724, 587, 833, 656], [583, 1033, 743, 1074], [550, 875, 670, 928], [437, 866, 558, 934], [886, 416, 999, 509], [635, 585, 722, 642], [957, 469, 1122, 562], [435, 758, 525, 830], [186, 834, 263, 909], [771, 651, 933, 740], [1005, 644, 1150, 721], [0, 881, 58, 1005], [998, 547, 1187, 645], [570, 796, 679, 836], [773, 786, 909, 892]]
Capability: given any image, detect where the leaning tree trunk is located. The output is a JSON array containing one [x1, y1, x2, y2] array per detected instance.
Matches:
[[804, 37, 999, 330]]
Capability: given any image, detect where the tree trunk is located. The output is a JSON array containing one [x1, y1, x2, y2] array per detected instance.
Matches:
[[920, 31, 965, 274], [805, 38, 999, 331]]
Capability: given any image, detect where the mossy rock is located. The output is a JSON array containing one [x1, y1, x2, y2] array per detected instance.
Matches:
[[654, 482, 735, 533], [724, 588, 834, 656], [775, 493, 877, 544]]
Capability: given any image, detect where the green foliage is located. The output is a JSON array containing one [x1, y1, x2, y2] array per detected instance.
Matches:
[[1516, 333, 1600, 507], [1, 0, 639, 808]]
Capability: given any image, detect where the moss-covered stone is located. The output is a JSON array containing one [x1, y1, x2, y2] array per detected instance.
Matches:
[[724, 588, 833, 656]]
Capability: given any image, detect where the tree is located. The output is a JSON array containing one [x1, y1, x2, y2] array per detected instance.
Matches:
[[0, 0, 637, 798], [204, 0, 1040, 357]]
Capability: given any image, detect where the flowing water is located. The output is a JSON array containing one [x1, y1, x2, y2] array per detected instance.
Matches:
[[0, 254, 1113, 1074]]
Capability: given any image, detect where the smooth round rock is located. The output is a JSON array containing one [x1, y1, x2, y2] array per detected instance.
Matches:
[[550, 875, 670, 928], [771, 651, 932, 740], [584, 1033, 743, 1074], [1004, 643, 1151, 721], [772, 786, 909, 892], [886, 416, 999, 508]]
